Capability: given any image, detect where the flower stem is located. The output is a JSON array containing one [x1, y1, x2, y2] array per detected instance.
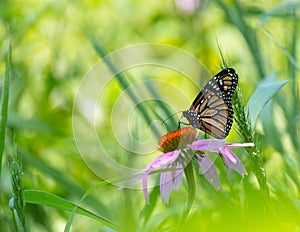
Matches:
[[177, 161, 195, 230]]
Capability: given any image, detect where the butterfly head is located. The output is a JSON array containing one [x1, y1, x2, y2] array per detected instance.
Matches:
[[181, 110, 200, 128]]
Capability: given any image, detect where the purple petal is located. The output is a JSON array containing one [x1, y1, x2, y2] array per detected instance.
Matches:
[[188, 139, 225, 153], [173, 163, 183, 191], [219, 147, 247, 176], [159, 164, 184, 204], [160, 170, 173, 204], [196, 154, 221, 190], [142, 169, 152, 204], [150, 150, 181, 169], [187, 139, 212, 150], [141, 150, 181, 204], [225, 143, 255, 149]]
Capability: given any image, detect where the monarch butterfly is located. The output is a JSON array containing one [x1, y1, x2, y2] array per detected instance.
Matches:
[[181, 68, 238, 139]]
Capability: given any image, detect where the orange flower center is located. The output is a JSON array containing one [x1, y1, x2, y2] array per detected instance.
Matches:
[[158, 127, 201, 153]]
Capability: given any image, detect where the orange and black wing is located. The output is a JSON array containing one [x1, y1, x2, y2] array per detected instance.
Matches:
[[182, 68, 238, 139]]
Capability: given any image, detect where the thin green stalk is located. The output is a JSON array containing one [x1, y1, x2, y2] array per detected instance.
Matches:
[[9, 151, 27, 232], [232, 89, 270, 197], [90, 38, 162, 138], [215, 0, 265, 79], [233, 89, 279, 217], [0, 42, 11, 176], [260, 26, 300, 72], [141, 186, 160, 226], [143, 76, 178, 130], [177, 161, 195, 230], [288, 12, 299, 151]]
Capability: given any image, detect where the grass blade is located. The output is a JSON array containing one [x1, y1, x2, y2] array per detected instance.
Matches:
[[0, 42, 11, 175], [9, 151, 27, 232], [90, 38, 162, 138], [24, 190, 119, 230]]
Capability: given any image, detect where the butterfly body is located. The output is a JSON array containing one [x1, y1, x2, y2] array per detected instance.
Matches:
[[182, 68, 238, 139]]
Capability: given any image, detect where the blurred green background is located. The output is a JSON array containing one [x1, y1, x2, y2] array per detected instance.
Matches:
[[0, 0, 299, 231]]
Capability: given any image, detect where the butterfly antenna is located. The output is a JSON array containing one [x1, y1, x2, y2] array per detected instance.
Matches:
[[161, 111, 181, 127], [216, 40, 229, 69]]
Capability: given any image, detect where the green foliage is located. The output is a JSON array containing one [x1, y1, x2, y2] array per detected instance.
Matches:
[[9, 151, 27, 232], [23, 190, 118, 230], [0, 42, 11, 175], [246, 74, 288, 128], [0, 1, 299, 231]]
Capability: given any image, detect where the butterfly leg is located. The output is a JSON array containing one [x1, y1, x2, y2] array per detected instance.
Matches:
[[177, 115, 184, 129], [177, 121, 181, 129], [177, 120, 189, 129]]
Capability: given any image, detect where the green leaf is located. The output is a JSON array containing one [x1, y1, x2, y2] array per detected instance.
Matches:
[[246, 74, 288, 129], [259, 2, 300, 25], [23, 190, 118, 230], [0, 42, 11, 175]]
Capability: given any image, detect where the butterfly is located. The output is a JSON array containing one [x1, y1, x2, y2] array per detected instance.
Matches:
[[180, 68, 238, 139]]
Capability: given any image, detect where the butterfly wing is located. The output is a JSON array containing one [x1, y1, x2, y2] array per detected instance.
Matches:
[[182, 68, 238, 139]]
